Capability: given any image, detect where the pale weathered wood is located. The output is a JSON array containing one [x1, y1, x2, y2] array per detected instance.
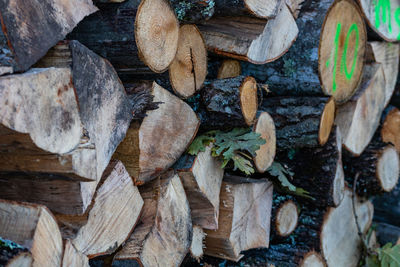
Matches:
[[285, 0, 305, 18], [190, 226, 206, 261], [204, 178, 273, 261], [335, 63, 386, 155], [318, 0, 367, 103], [115, 171, 192, 267], [0, 0, 97, 71], [217, 59, 242, 79], [174, 145, 224, 230], [253, 112, 276, 173], [197, 2, 298, 64], [381, 106, 400, 152], [113, 82, 200, 184], [0, 200, 63, 267], [57, 161, 143, 258], [357, 0, 400, 42], [62, 239, 89, 267], [169, 24, 207, 98]]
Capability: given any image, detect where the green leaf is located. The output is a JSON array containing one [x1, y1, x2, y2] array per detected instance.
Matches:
[[232, 152, 255, 175], [187, 134, 215, 155], [373, 243, 400, 267], [366, 255, 380, 267]]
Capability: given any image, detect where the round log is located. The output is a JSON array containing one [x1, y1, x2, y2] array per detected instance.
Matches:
[[252, 112, 276, 173], [169, 25, 207, 98], [318, 0, 367, 103], [381, 106, 400, 152], [217, 59, 242, 79], [271, 193, 299, 238]]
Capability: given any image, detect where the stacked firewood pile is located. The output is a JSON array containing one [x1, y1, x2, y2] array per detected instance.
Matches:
[[0, 0, 399, 266]]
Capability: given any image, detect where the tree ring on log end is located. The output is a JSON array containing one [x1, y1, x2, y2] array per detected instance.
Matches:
[[217, 60, 242, 79], [239, 76, 258, 125], [253, 112, 276, 173], [169, 25, 207, 98], [377, 145, 400, 192], [318, 0, 366, 103], [381, 108, 400, 153], [135, 0, 179, 73], [276, 200, 298, 237], [319, 97, 335, 146], [300, 251, 327, 267]]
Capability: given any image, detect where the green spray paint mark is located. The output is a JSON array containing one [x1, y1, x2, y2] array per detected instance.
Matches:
[[341, 23, 359, 80], [396, 7, 400, 39], [331, 22, 342, 92], [375, 0, 392, 33]]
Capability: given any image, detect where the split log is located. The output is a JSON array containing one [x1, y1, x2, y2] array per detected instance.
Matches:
[[260, 96, 335, 149], [373, 180, 400, 227], [198, 76, 258, 130], [318, 0, 367, 103], [0, 0, 97, 72], [68, 0, 179, 74], [335, 63, 386, 156], [56, 161, 143, 258], [190, 226, 206, 261], [197, 2, 298, 64], [285, 0, 305, 18], [271, 193, 299, 239], [203, 177, 273, 261], [344, 134, 399, 197], [357, 0, 400, 42], [63, 240, 89, 267], [0, 200, 63, 266], [252, 112, 276, 172], [169, 25, 207, 98], [114, 171, 192, 267], [240, 0, 333, 96], [368, 42, 399, 107], [113, 82, 199, 184], [381, 106, 400, 152], [0, 238, 32, 267], [217, 60, 242, 79], [173, 145, 224, 230], [275, 126, 345, 207]]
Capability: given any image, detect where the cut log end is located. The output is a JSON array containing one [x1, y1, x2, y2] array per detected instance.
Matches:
[[333, 127, 345, 207], [169, 24, 207, 98], [217, 60, 242, 79], [377, 146, 400, 193], [244, 0, 280, 18], [275, 200, 298, 237], [299, 251, 326, 267], [190, 226, 206, 261], [240, 76, 258, 125], [381, 107, 400, 153], [135, 0, 179, 73], [318, 0, 366, 103], [318, 97, 335, 146], [253, 112, 276, 173]]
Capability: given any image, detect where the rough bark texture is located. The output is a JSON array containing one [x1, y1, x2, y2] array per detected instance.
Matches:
[[213, 0, 281, 19], [275, 127, 345, 207], [198, 2, 298, 64], [241, 0, 333, 96], [344, 135, 399, 197], [0, 0, 97, 72], [0, 237, 32, 267], [198, 76, 258, 130], [174, 145, 224, 230], [170, 0, 215, 23], [259, 96, 334, 149], [373, 182, 400, 227], [115, 171, 192, 267]]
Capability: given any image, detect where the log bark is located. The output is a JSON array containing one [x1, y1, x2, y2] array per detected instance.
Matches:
[[113, 82, 200, 184], [217, 59, 242, 79], [335, 63, 386, 156], [381, 106, 400, 152], [0, 200, 63, 267], [63, 239, 89, 267], [259, 96, 335, 149], [173, 145, 224, 230], [68, 0, 179, 74], [344, 134, 399, 197], [318, 0, 367, 103], [197, 2, 298, 64], [252, 112, 276, 172], [114, 171, 192, 267], [375, 223, 400, 247], [170, 0, 215, 23], [0, 0, 97, 72], [169, 25, 207, 98], [203, 177, 273, 261], [275, 126, 345, 207], [198, 76, 258, 130], [56, 161, 143, 258], [357, 0, 400, 42], [0, 238, 32, 267], [240, 0, 333, 96], [373, 180, 400, 227]]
